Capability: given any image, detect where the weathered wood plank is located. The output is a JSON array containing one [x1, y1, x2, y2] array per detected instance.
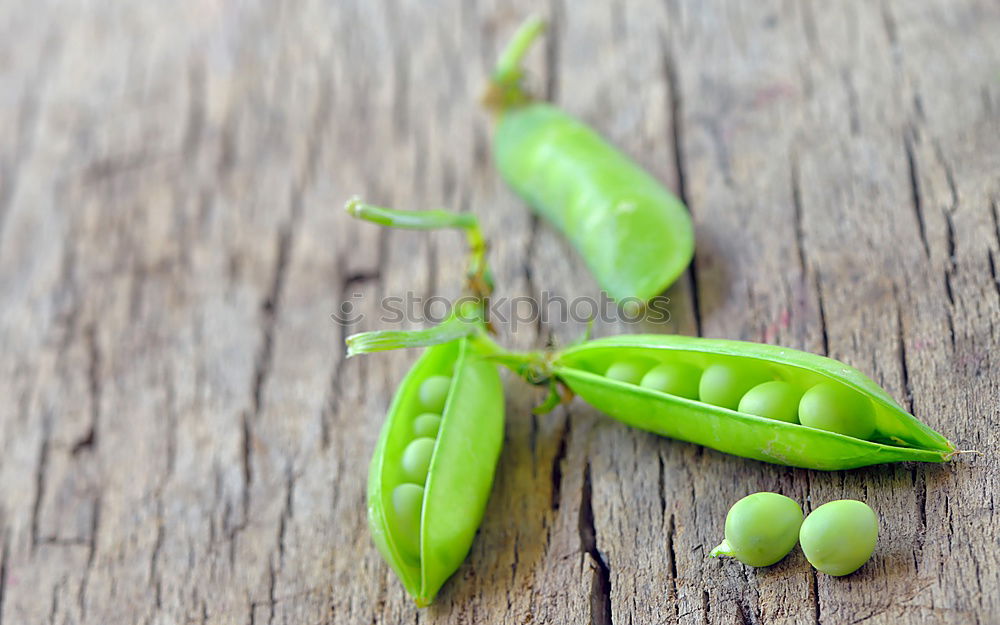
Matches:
[[0, 0, 996, 623]]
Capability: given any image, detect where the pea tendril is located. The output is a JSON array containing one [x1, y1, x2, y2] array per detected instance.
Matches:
[[345, 196, 493, 298]]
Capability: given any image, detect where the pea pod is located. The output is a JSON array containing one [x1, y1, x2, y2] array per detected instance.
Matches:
[[367, 335, 504, 606], [548, 334, 954, 469], [347, 198, 504, 606], [484, 17, 694, 302]]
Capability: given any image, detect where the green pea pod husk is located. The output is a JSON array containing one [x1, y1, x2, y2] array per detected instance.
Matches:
[[367, 337, 504, 606], [493, 104, 694, 302], [552, 334, 954, 469], [487, 18, 694, 302]]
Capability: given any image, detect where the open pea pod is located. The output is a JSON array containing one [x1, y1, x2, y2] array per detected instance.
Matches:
[[367, 337, 504, 606], [552, 335, 954, 469]]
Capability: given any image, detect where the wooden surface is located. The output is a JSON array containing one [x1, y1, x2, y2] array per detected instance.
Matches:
[[1, 1, 998, 623]]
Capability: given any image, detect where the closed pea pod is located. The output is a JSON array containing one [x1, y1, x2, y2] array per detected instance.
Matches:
[[484, 17, 694, 302]]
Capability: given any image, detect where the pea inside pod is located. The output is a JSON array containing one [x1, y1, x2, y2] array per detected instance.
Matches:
[[799, 381, 875, 439], [640, 362, 701, 399], [549, 334, 954, 470], [699, 362, 772, 410], [739, 381, 802, 424], [367, 337, 504, 606]]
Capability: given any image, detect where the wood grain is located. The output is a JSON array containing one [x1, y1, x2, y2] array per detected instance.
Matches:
[[0, 0, 997, 623]]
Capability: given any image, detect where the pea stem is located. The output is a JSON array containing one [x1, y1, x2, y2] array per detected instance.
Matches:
[[345, 197, 493, 298], [468, 332, 552, 383], [708, 540, 734, 559], [491, 16, 546, 88], [346, 314, 482, 358]]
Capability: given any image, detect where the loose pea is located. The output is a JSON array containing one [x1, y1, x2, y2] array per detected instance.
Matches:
[[605, 359, 648, 385], [699, 362, 771, 410], [799, 500, 878, 576], [412, 413, 443, 438], [639, 362, 701, 399], [709, 492, 803, 567], [401, 437, 437, 484], [419, 375, 452, 412], [392, 483, 425, 561], [738, 381, 802, 423], [798, 381, 876, 440]]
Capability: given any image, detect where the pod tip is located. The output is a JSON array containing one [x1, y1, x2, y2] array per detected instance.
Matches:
[[344, 195, 362, 216], [414, 596, 432, 609]]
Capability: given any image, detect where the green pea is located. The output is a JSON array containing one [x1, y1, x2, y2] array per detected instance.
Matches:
[[550, 334, 954, 469], [401, 437, 437, 484], [605, 359, 648, 385], [799, 500, 878, 576], [709, 492, 803, 567], [418, 375, 452, 412], [412, 413, 443, 438], [391, 483, 425, 561], [798, 381, 876, 440], [698, 362, 771, 410], [487, 19, 694, 302], [639, 363, 701, 399], [738, 381, 802, 423]]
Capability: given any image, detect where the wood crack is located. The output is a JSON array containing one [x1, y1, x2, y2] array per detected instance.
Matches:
[[815, 271, 830, 356], [903, 129, 931, 259], [880, 1, 898, 46], [790, 154, 808, 277], [810, 568, 821, 625], [579, 463, 612, 625], [0, 533, 8, 625], [252, 210, 296, 416], [549, 416, 570, 510], [893, 286, 914, 413], [77, 494, 101, 619], [277, 463, 296, 569], [150, 501, 165, 609], [30, 419, 51, 551], [666, 513, 679, 622], [662, 39, 701, 335], [182, 60, 205, 159], [72, 323, 101, 455], [656, 453, 666, 523]]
